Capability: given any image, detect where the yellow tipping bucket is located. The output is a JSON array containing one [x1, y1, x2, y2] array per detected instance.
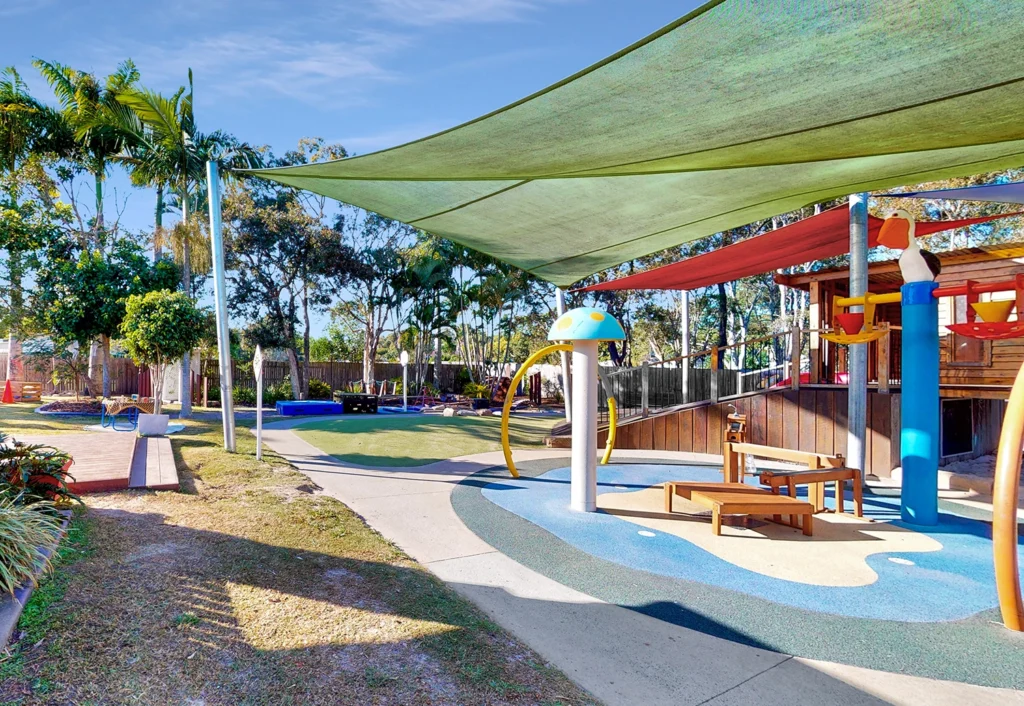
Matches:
[[972, 300, 1015, 323]]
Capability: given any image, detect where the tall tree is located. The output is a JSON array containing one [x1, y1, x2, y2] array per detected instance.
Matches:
[[33, 58, 140, 241], [224, 182, 354, 398], [114, 69, 262, 415]]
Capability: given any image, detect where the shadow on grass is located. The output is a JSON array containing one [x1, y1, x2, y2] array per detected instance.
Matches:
[[4, 505, 896, 706]]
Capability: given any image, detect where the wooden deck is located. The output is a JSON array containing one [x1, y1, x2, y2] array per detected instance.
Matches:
[[12, 432, 178, 493]]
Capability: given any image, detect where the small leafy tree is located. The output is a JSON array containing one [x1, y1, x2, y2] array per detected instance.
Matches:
[[119, 290, 205, 414]]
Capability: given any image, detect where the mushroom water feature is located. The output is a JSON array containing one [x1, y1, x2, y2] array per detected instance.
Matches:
[[549, 308, 626, 512]]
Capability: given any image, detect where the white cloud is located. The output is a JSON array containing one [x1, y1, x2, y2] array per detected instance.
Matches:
[[371, 0, 565, 26], [118, 30, 407, 108], [0, 0, 53, 18]]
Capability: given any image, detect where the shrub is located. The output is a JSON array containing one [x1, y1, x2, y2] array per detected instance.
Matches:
[[463, 382, 491, 398], [0, 433, 78, 506], [0, 497, 62, 595], [233, 387, 257, 406], [307, 378, 331, 400], [265, 380, 294, 405]]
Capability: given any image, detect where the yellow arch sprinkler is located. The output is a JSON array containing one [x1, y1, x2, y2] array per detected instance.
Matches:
[[501, 307, 625, 512]]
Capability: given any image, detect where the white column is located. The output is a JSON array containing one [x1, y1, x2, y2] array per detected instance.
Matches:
[[571, 339, 598, 512], [680, 290, 690, 402], [556, 288, 572, 422], [847, 192, 869, 475], [207, 161, 236, 452]]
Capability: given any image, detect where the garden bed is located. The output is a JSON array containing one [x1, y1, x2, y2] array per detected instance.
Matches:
[[0, 511, 70, 648], [36, 401, 103, 416]]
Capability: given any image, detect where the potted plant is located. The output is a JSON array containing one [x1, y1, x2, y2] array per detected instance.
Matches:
[[463, 382, 492, 410], [119, 290, 206, 436]]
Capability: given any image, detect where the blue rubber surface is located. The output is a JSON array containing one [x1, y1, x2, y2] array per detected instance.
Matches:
[[481, 463, 1024, 622], [275, 401, 346, 416]]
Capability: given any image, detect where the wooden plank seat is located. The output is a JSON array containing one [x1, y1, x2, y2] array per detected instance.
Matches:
[[759, 467, 864, 517], [689, 490, 815, 536], [18, 382, 42, 402], [664, 481, 768, 512]]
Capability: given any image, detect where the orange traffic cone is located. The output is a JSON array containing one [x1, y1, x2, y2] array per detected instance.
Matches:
[[1, 380, 12, 404]]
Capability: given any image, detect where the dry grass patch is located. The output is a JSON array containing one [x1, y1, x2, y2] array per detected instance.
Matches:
[[0, 415, 595, 706]]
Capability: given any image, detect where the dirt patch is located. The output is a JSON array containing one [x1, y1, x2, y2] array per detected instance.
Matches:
[[37, 400, 103, 415]]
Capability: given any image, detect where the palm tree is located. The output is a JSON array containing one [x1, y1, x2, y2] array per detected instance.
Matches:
[[34, 59, 140, 241], [114, 69, 262, 416]]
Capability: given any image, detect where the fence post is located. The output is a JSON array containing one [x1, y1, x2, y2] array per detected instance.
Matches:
[[641, 362, 650, 417], [710, 347, 719, 403], [791, 326, 801, 391], [878, 326, 890, 394]]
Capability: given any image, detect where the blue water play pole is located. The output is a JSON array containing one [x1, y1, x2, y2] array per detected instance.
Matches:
[[900, 281, 939, 525]]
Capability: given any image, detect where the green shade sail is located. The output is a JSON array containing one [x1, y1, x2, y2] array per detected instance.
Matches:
[[249, 0, 1024, 287]]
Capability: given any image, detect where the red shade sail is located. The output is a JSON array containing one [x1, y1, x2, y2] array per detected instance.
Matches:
[[576, 208, 1022, 293]]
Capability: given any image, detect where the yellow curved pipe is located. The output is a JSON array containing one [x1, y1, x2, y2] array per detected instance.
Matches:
[[601, 396, 617, 465], [993, 360, 1024, 631], [502, 344, 572, 478]]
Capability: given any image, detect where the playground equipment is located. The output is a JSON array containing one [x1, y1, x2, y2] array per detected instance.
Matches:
[[820, 291, 896, 345], [501, 307, 625, 512], [939, 275, 1024, 340], [992, 356, 1024, 632]]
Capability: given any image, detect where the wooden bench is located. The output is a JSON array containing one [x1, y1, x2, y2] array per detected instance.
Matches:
[[759, 467, 864, 517], [664, 481, 769, 512], [19, 382, 42, 402], [690, 490, 815, 536]]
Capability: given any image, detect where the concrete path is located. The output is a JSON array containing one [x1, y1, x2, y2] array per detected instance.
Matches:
[[260, 418, 1023, 706]]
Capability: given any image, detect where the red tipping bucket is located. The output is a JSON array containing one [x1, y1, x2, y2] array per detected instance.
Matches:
[[835, 313, 865, 335]]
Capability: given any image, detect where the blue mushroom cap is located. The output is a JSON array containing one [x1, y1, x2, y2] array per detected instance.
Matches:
[[548, 307, 626, 341]]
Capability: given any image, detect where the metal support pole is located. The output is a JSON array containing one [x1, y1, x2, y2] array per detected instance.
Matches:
[[680, 290, 690, 402], [556, 288, 572, 422], [847, 193, 869, 477], [570, 339, 598, 512], [206, 161, 236, 452], [641, 362, 650, 417]]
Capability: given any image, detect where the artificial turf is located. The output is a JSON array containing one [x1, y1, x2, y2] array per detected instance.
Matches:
[[293, 413, 557, 467]]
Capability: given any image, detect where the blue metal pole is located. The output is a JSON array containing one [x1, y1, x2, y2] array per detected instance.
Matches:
[[206, 161, 236, 452], [900, 281, 939, 525]]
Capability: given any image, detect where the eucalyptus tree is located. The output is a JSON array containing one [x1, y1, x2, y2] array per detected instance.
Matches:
[[114, 69, 262, 415], [33, 59, 140, 240]]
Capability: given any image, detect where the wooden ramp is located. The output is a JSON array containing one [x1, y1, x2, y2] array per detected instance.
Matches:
[[12, 432, 178, 493], [128, 437, 179, 490]]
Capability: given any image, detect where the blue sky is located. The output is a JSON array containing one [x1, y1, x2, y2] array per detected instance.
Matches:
[[5, 0, 702, 235]]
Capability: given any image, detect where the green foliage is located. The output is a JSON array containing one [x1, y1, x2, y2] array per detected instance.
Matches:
[[120, 290, 206, 368], [33, 237, 179, 348], [0, 496, 62, 595], [232, 387, 256, 406], [307, 378, 331, 400], [265, 380, 294, 405], [463, 382, 490, 398], [0, 432, 78, 506]]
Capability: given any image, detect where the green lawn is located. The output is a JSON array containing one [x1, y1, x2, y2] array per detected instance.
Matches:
[[0, 404, 592, 705], [294, 414, 559, 467]]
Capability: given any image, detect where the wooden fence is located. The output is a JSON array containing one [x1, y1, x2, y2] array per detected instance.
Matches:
[[599, 385, 1005, 478], [202, 359, 470, 394], [0, 354, 142, 396]]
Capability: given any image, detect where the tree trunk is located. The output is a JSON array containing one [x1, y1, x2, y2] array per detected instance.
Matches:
[[94, 171, 104, 240], [154, 184, 164, 261], [716, 282, 728, 368], [286, 347, 302, 399], [302, 283, 311, 398], [101, 334, 111, 397], [179, 189, 192, 417], [152, 359, 163, 416]]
